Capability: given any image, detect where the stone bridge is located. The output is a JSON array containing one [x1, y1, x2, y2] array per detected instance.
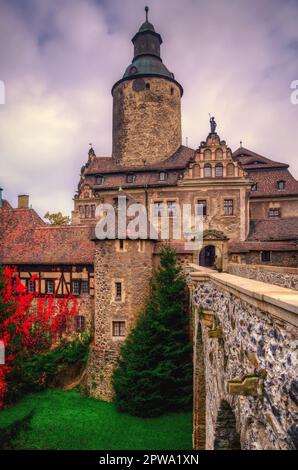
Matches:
[[186, 264, 298, 450]]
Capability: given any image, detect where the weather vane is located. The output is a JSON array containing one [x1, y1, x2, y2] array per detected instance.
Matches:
[[145, 6, 149, 21]]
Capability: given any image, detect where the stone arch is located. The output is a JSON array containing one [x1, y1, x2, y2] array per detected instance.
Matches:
[[214, 400, 241, 450]]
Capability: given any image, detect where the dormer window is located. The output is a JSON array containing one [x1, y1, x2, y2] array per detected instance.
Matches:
[[277, 180, 285, 191], [96, 176, 104, 185], [127, 174, 136, 183], [159, 172, 167, 181], [251, 182, 258, 192]]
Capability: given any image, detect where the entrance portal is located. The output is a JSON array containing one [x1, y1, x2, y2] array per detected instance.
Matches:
[[199, 245, 216, 267]]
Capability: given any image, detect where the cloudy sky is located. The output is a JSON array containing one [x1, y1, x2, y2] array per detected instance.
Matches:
[[0, 0, 297, 217]]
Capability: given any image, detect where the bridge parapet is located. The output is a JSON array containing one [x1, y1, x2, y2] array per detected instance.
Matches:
[[187, 264, 298, 450]]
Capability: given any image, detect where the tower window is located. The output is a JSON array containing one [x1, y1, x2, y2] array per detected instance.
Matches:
[[197, 200, 207, 216], [112, 321, 126, 337], [269, 208, 280, 218], [170, 87, 174, 95], [277, 180, 285, 191], [224, 199, 234, 215], [146, 83, 150, 90], [75, 315, 86, 332], [204, 164, 212, 177], [215, 164, 223, 177], [119, 239, 125, 251], [115, 282, 122, 301]]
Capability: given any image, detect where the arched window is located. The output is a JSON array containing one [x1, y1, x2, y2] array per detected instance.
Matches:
[[193, 164, 201, 177], [227, 163, 234, 177], [215, 164, 223, 177], [203, 149, 212, 160], [204, 164, 212, 178], [216, 148, 223, 160]]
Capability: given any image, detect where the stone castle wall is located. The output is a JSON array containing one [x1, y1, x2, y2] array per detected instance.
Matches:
[[85, 239, 154, 400], [188, 266, 298, 450], [112, 77, 181, 166], [228, 262, 298, 290]]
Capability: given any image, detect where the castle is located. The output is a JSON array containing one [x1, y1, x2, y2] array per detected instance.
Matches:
[[1, 8, 298, 403]]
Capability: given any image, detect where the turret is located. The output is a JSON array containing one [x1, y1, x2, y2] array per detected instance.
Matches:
[[112, 7, 183, 166]]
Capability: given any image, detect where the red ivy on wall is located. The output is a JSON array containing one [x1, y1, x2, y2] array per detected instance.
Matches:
[[0, 267, 79, 408]]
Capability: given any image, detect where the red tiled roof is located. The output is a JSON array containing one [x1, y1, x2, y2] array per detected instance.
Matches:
[[233, 147, 288, 170], [85, 146, 195, 175], [229, 240, 298, 253], [0, 208, 95, 265], [247, 218, 298, 241]]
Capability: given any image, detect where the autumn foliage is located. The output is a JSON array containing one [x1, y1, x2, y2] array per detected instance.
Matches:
[[0, 267, 79, 408]]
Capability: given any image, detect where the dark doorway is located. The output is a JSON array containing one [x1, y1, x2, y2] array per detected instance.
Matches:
[[199, 245, 216, 267]]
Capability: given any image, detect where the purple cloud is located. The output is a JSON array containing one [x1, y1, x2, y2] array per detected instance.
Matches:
[[0, 0, 297, 216]]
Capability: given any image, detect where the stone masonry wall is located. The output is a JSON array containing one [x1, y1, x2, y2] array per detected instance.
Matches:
[[229, 263, 298, 290], [85, 239, 154, 400], [190, 275, 298, 450], [112, 77, 181, 166]]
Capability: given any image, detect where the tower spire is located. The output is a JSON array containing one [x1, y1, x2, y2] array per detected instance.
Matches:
[[145, 6, 149, 22]]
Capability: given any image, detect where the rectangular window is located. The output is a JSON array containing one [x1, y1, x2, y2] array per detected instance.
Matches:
[[197, 200, 207, 216], [115, 282, 122, 301], [72, 280, 80, 295], [268, 208, 280, 218], [261, 251, 271, 262], [91, 204, 96, 218], [167, 201, 176, 217], [112, 321, 126, 337], [154, 201, 164, 217], [26, 279, 36, 294], [85, 205, 90, 218], [119, 239, 125, 251], [75, 315, 85, 332], [224, 199, 234, 215], [46, 279, 55, 295], [79, 205, 84, 218], [81, 280, 89, 294], [127, 174, 135, 183]]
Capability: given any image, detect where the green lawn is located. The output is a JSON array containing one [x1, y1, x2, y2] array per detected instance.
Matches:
[[0, 389, 192, 450]]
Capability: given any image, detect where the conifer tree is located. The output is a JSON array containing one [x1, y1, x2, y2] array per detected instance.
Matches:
[[113, 248, 192, 417]]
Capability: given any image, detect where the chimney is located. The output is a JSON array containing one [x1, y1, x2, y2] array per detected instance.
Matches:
[[0, 188, 3, 208], [18, 194, 29, 209]]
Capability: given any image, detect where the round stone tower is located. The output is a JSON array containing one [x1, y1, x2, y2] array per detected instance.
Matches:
[[112, 7, 183, 167]]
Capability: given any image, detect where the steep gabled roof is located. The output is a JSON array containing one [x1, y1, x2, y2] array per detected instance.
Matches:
[[0, 207, 95, 265], [248, 218, 298, 242], [84, 146, 195, 176], [233, 147, 288, 170]]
